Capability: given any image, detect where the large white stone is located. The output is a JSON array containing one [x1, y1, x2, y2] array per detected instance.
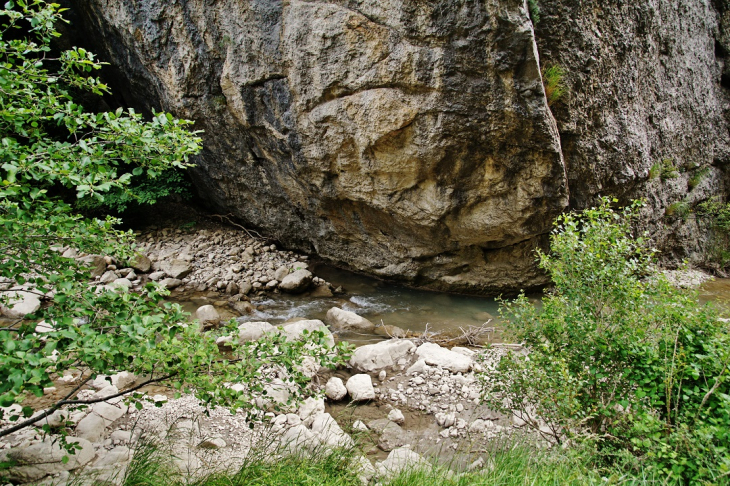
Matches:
[[297, 397, 325, 426], [325, 307, 375, 332], [238, 321, 275, 341], [0, 290, 40, 318], [346, 374, 375, 401], [376, 447, 430, 480], [111, 371, 137, 390], [278, 269, 313, 293], [311, 413, 354, 448], [75, 413, 106, 443], [350, 339, 415, 372], [325, 377, 347, 401], [0, 438, 94, 482], [160, 258, 192, 279], [195, 305, 221, 326], [280, 319, 334, 347], [415, 342, 473, 373]]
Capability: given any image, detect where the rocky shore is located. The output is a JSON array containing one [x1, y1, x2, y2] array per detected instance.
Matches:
[[0, 329, 521, 485]]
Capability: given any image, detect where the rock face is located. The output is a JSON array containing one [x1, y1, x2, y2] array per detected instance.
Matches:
[[68, 0, 729, 292]]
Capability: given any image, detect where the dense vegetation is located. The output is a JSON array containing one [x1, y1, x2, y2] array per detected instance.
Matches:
[[481, 198, 730, 483], [0, 0, 346, 450]]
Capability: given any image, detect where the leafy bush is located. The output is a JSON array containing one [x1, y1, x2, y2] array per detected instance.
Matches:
[[75, 166, 193, 214], [480, 198, 730, 483], [542, 65, 567, 106], [0, 0, 348, 449]]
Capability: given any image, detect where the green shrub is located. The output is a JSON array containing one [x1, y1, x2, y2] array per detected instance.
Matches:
[[480, 198, 730, 483], [75, 166, 193, 214], [542, 65, 567, 106], [527, 0, 540, 24]]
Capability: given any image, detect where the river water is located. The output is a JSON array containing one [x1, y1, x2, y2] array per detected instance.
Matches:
[[173, 266, 730, 345]]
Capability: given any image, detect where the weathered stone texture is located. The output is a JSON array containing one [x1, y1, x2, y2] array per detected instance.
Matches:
[[67, 0, 729, 290]]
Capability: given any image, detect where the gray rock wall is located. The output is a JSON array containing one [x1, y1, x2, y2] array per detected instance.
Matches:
[[68, 0, 729, 292]]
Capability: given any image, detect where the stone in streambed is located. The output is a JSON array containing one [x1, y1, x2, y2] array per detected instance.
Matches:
[[326, 307, 375, 332], [278, 269, 313, 293], [325, 377, 347, 401], [350, 339, 415, 372], [346, 374, 375, 401]]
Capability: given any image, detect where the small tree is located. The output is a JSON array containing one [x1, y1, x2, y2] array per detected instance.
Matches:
[[480, 198, 730, 482], [0, 0, 348, 448]]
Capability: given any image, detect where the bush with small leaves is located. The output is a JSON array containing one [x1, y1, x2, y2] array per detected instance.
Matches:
[[479, 198, 730, 483]]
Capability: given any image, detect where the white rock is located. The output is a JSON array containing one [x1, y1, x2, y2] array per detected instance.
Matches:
[[99, 270, 118, 284], [0, 290, 40, 318], [0, 438, 94, 482], [350, 340, 416, 372], [352, 420, 369, 432], [111, 371, 136, 390], [298, 397, 325, 426], [278, 269, 313, 293], [158, 278, 182, 289], [346, 374, 375, 401], [279, 319, 334, 347], [111, 278, 132, 290], [325, 307, 375, 332], [237, 321, 275, 341], [195, 305, 220, 326], [325, 377, 348, 401], [311, 413, 354, 448], [415, 343, 473, 373], [279, 424, 317, 455], [148, 271, 165, 281], [160, 259, 192, 279], [75, 413, 106, 443], [387, 408, 405, 425], [375, 447, 429, 481], [92, 402, 125, 423]]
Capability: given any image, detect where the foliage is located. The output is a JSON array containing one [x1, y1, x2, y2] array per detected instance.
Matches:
[[527, 0, 540, 24], [0, 0, 349, 449], [542, 65, 567, 106], [480, 198, 730, 483], [77, 436, 653, 486], [649, 158, 679, 181], [75, 166, 193, 214]]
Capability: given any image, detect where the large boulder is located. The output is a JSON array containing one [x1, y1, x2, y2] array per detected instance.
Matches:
[[350, 339, 415, 372], [0, 438, 95, 482], [415, 342, 472, 373], [278, 269, 313, 293], [326, 307, 375, 332]]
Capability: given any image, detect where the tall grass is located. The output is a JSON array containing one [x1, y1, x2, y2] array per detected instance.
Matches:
[[63, 437, 663, 486]]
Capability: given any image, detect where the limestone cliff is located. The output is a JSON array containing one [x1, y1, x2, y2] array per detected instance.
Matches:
[[67, 0, 729, 292]]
